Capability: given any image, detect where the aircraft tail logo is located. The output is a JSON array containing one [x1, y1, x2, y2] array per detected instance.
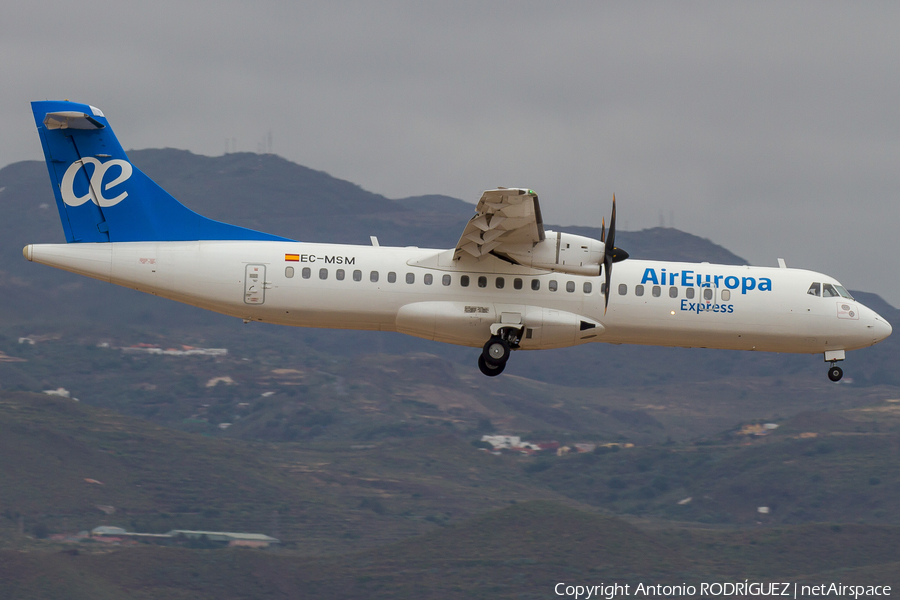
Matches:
[[31, 100, 291, 244], [61, 158, 133, 208]]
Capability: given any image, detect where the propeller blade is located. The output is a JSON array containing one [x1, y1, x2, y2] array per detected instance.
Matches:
[[600, 217, 606, 243], [604, 253, 612, 314], [607, 195, 616, 252], [603, 194, 628, 314]]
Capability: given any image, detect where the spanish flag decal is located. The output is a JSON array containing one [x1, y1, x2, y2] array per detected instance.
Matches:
[[285, 253, 300, 262]]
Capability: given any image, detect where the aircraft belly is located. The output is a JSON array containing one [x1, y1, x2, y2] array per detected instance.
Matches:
[[601, 301, 834, 353]]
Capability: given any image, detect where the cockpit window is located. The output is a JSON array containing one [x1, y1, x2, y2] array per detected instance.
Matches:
[[807, 283, 820, 296], [822, 283, 839, 298], [834, 285, 854, 299]]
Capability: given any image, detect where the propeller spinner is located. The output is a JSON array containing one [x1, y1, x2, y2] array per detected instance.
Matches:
[[603, 195, 629, 314]]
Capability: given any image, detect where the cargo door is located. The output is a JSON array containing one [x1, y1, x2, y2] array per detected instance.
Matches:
[[244, 264, 266, 305]]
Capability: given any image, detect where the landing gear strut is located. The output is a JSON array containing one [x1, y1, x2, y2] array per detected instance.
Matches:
[[827, 363, 843, 382], [478, 327, 522, 377]]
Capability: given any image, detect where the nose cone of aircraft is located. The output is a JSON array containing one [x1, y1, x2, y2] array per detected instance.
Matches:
[[866, 309, 894, 344], [871, 312, 892, 344]]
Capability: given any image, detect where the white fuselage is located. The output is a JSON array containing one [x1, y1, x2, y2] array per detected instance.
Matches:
[[24, 240, 892, 356]]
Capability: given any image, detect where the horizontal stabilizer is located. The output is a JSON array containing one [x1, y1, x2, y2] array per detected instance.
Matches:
[[43, 111, 105, 130]]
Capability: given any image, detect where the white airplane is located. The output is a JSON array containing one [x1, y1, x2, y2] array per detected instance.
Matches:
[[24, 101, 892, 380]]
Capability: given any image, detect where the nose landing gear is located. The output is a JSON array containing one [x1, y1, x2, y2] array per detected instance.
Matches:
[[827, 364, 843, 382], [824, 350, 845, 382]]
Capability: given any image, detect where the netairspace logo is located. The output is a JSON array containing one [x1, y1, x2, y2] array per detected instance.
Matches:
[[61, 158, 133, 208], [553, 581, 892, 599]]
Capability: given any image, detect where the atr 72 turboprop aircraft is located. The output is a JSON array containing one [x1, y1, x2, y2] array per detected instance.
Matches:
[[24, 101, 892, 380]]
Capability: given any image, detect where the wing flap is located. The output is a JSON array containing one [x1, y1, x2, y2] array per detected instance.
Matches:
[[454, 188, 545, 261]]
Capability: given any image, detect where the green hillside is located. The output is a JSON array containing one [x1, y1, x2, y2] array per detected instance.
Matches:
[[524, 400, 900, 525], [0, 391, 589, 555], [2, 387, 900, 597]]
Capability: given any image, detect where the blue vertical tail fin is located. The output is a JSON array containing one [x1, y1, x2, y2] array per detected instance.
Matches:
[[31, 100, 290, 243]]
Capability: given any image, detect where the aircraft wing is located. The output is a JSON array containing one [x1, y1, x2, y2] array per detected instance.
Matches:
[[454, 188, 545, 260]]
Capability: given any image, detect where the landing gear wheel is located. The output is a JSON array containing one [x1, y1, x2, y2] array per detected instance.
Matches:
[[482, 336, 511, 366], [828, 365, 843, 382], [478, 354, 505, 377]]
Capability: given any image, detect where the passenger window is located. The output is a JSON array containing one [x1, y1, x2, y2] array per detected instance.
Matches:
[[285, 266, 294, 278], [549, 280, 558, 292], [583, 282, 592, 294], [336, 269, 345, 281], [823, 283, 839, 298], [566, 281, 575, 293], [652, 286, 661, 297], [618, 283, 627, 295], [388, 272, 397, 283], [721, 289, 730, 301], [353, 270, 362, 282], [319, 268, 328, 280], [442, 274, 451, 286], [514, 278, 523, 290], [478, 276, 487, 288], [460, 275, 470, 287], [496, 277, 505, 289], [406, 273, 415, 284], [807, 282, 820, 296], [601, 282, 606, 295], [703, 288, 713, 301], [302, 267, 311, 279], [424, 273, 433, 285], [669, 286, 678, 298], [370, 271, 379, 282], [635, 284, 644, 297], [685, 288, 695, 299], [531, 279, 540, 291]]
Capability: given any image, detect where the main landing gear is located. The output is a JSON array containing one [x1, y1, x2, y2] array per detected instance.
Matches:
[[478, 354, 505, 377], [478, 328, 520, 377]]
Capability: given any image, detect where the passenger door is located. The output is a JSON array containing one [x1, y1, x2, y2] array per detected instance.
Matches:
[[244, 264, 266, 305]]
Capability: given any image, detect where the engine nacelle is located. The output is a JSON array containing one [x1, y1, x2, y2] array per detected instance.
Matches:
[[501, 231, 604, 276]]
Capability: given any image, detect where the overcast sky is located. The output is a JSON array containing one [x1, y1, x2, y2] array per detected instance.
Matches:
[[3, 2, 899, 305]]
